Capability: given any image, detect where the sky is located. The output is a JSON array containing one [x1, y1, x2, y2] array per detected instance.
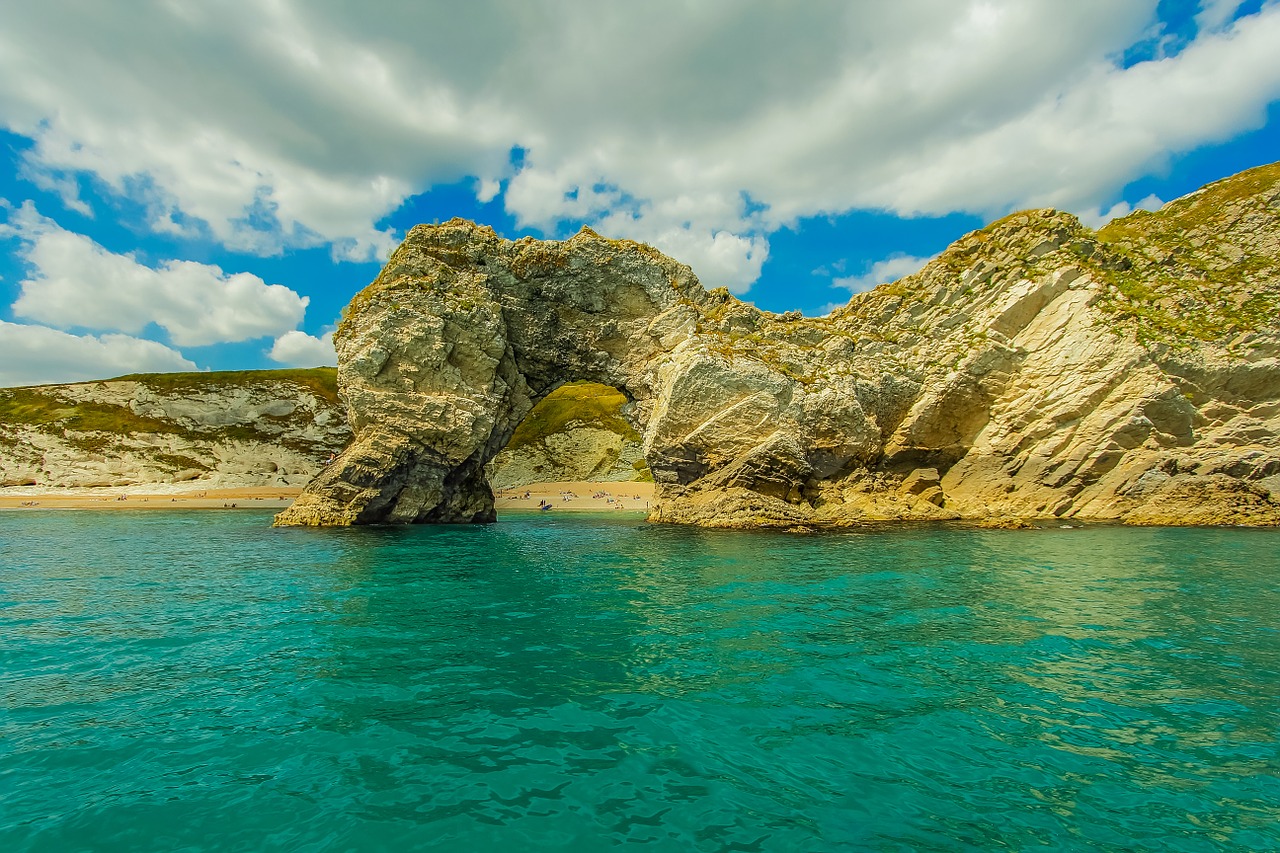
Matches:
[[1, 0, 1279, 386]]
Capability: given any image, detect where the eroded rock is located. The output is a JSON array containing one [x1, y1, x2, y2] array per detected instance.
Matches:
[[0, 369, 351, 491], [277, 163, 1280, 528]]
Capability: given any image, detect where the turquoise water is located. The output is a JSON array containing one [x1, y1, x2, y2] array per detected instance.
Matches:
[[2, 511, 1278, 851]]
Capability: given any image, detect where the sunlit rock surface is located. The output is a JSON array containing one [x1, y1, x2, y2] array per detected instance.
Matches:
[[0, 369, 349, 490], [277, 163, 1280, 528], [485, 383, 648, 488]]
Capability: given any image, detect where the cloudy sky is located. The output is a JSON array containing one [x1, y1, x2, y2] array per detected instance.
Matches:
[[1, 0, 1278, 386]]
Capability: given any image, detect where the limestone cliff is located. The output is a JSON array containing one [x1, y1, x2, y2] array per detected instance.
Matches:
[[0, 369, 648, 493], [0, 369, 350, 490], [277, 162, 1280, 528]]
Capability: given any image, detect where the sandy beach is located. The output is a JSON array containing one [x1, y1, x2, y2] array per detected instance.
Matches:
[[0, 486, 305, 511], [0, 481, 655, 514], [495, 480, 654, 514]]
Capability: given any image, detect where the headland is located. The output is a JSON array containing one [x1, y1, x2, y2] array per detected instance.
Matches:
[[278, 162, 1280, 529], [6, 163, 1280, 531]]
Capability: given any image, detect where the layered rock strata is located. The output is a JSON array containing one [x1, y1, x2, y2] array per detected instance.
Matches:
[[0, 370, 350, 491], [277, 163, 1280, 528]]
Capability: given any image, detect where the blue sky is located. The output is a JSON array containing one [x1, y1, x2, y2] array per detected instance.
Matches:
[[1, 0, 1278, 385]]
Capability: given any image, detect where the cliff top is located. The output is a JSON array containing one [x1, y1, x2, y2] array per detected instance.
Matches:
[[833, 160, 1280, 355]]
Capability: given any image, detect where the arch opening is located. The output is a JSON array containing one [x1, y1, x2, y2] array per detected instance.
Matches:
[[487, 381, 654, 515]]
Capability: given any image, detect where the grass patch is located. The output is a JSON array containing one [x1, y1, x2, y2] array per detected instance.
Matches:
[[507, 382, 640, 453], [111, 367, 340, 405], [0, 388, 179, 435], [1090, 161, 1280, 347], [1098, 161, 1280, 247]]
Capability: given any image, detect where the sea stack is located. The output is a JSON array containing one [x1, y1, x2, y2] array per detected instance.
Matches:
[[275, 163, 1280, 528]]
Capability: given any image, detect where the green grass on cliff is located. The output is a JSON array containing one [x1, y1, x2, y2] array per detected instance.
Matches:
[[505, 382, 642, 454], [0, 388, 179, 436], [1090, 162, 1280, 348], [1097, 161, 1280, 247], [0, 368, 341, 452], [847, 162, 1280, 351], [111, 367, 340, 405]]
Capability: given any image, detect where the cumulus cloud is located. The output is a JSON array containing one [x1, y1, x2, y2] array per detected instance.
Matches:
[[643, 228, 768, 294], [1078, 194, 1166, 230], [269, 329, 336, 367], [594, 201, 769, 292], [833, 254, 936, 294], [1, 1, 1278, 290], [5, 202, 308, 347], [1197, 0, 1248, 32], [0, 321, 195, 387]]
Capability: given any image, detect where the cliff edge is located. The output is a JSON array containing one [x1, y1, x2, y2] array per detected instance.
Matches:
[[276, 162, 1280, 528], [1, 369, 350, 491]]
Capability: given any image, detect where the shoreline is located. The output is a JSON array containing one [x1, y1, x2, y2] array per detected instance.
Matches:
[[0, 486, 305, 511], [3, 483, 1273, 529], [0, 480, 656, 513], [494, 480, 654, 514]]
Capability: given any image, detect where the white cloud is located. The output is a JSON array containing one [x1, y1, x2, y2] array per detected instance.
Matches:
[[1078, 194, 1165, 230], [6, 203, 308, 347], [594, 201, 769, 292], [850, 9, 1280, 218], [833, 254, 935, 294], [0, 321, 195, 387], [1, 1, 1279, 291], [269, 329, 336, 367], [20, 167, 92, 217], [476, 178, 502, 204], [1196, 0, 1247, 32], [645, 228, 768, 294]]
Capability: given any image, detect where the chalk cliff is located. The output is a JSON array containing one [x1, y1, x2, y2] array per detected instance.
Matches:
[[0, 370, 350, 490], [0, 370, 650, 493], [276, 162, 1280, 528]]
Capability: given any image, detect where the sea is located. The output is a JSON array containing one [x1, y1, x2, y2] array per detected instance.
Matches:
[[2, 509, 1278, 852]]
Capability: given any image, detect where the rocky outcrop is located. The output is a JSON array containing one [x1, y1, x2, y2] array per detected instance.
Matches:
[[0, 370, 647, 494], [276, 162, 1280, 528], [0, 369, 350, 490]]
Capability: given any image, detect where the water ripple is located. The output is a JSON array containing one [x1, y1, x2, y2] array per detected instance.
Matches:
[[1, 513, 1278, 851]]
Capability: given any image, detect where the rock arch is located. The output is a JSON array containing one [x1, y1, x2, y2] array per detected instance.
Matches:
[[275, 220, 712, 525]]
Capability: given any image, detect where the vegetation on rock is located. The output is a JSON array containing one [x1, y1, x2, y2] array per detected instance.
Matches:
[[488, 382, 650, 486], [280, 160, 1280, 529], [504, 382, 641, 453], [0, 368, 349, 489]]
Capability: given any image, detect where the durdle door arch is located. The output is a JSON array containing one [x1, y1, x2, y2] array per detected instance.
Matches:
[[274, 221, 699, 526], [277, 199, 1280, 529]]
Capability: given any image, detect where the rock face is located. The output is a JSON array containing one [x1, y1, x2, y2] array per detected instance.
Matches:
[[486, 383, 648, 488], [276, 162, 1280, 528], [0, 369, 350, 491]]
